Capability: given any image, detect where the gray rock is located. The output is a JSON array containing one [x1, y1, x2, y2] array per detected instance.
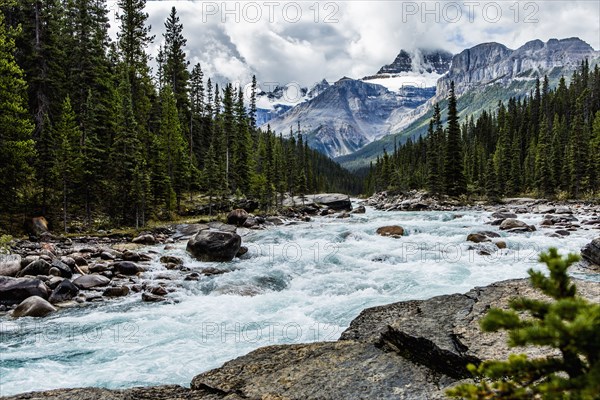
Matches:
[[160, 255, 183, 266], [581, 237, 600, 266], [207, 222, 237, 232], [50, 259, 72, 278], [132, 234, 156, 245], [187, 230, 242, 262], [111, 261, 142, 275], [17, 259, 51, 277], [311, 193, 352, 211], [72, 274, 110, 289], [1, 385, 218, 400], [350, 205, 366, 214], [499, 218, 535, 232], [49, 280, 79, 303], [122, 250, 141, 262], [173, 224, 209, 240], [12, 295, 57, 318], [0, 254, 21, 277], [142, 292, 165, 302], [226, 209, 249, 226], [0, 276, 50, 305], [491, 211, 517, 220], [191, 341, 452, 399], [102, 286, 130, 297]]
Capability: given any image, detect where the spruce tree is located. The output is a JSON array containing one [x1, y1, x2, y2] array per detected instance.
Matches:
[[447, 248, 600, 399], [52, 97, 82, 232], [535, 115, 553, 197], [444, 81, 467, 196], [0, 7, 36, 213]]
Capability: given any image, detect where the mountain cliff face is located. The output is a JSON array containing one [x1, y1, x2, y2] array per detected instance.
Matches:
[[339, 37, 600, 170], [437, 37, 599, 98], [261, 49, 447, 158]]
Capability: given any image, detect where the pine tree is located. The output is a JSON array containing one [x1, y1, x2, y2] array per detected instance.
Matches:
[[447, 248, 600, 399], [0, 7, 36, 213], [568, 91, 590, 197], [535, 115, 553, 196], [52, 97, 82, 232], [444, 81, 467, 196], [162, 6, 189, 121]]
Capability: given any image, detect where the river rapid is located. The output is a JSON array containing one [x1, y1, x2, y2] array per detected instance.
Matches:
[[1, 205, 598, 396]]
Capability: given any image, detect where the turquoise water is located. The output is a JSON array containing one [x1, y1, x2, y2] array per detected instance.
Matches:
[[1, 206, 597, 395]]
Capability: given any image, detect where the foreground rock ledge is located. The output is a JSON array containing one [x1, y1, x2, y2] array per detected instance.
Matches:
[[6, 279, 599, 400]]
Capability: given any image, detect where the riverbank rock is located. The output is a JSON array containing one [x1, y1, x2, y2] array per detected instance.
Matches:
[[12, 296, 57, 318], [581, 237, 600, 266], [132, 234, 156, 245], [17, 259, 51, 277], [187, 230, 242, 262], [72, 274, 110, 289], [376, 225, 405, 238], [48, 280, 79, 303], [227, 209, 249, 226], [0, 255, 21, 277], [0, 277, 50, 305], [351, 205, 366, 214], [466, 233, 490, 243], [111, 261, 142, 275], [103, 286, 130, 297]]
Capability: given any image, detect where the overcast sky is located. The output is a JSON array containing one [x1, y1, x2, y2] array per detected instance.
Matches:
[[106, 1, 600, 89]]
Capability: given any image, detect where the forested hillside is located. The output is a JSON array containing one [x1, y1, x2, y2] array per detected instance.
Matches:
[[0, 0, 359, 232], [367, 62, 600, 199]]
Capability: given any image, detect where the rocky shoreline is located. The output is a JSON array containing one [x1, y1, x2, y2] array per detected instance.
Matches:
[[4, 278, 599, 400]]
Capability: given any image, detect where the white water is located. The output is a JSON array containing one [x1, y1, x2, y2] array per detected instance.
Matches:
[[1, 206, 598, 396]]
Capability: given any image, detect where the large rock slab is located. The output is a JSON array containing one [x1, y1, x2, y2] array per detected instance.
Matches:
[[0, 276, 50, 305], [341, 279, 600, 379], [1, 385, 227, 400], [191, 341, 452, 399], [187, 230, 241, 262], [311, 194, 352, 211]]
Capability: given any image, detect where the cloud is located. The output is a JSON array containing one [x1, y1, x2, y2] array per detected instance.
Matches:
[[107, 1, 600, 89]]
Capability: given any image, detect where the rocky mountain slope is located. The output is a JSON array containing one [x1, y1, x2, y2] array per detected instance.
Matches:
[[338, 37, 600, 170], [7, 278, 599, 399], [259, 49, 448, 158]]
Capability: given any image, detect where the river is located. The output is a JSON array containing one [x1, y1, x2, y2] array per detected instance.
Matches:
[[1, 205, 598, 395]]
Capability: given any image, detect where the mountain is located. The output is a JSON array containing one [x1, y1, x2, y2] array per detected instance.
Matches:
[[260, 48, 450, 158], [436, 37, 598, 99], [338, 37, 600, 170]]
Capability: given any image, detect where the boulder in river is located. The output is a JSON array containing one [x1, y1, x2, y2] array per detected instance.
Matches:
[[103, 286, 130, 297], [0, 276, 50, 305], [26, 216, 49, 236], [0, 255, 21, 277], [72, 274, 111, 289], [376, 225, 405, 238], [466, 233, 490, 243], [581, 237, 600, 266], [187, 230, 242, 262], [312, 193, 352, 211], [499, 218, 535, 232], [12, 296, 56, 318], [227, 209, 249, 226]]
